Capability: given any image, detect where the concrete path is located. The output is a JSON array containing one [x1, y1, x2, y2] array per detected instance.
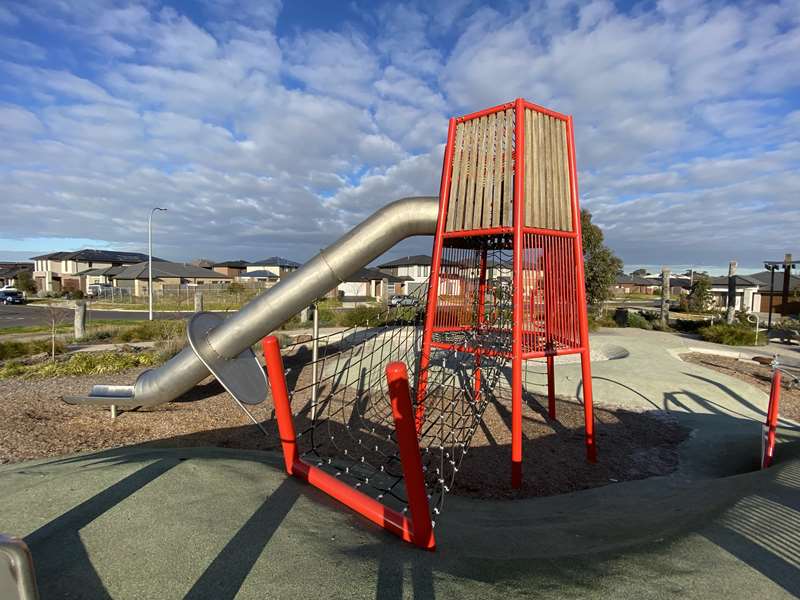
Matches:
[[524, 328, 797, 425]]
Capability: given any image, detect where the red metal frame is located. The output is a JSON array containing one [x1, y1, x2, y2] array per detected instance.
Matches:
[[762, 369, 782, 469], [262, 336, 435, 550], [418, 97, 597, 489]]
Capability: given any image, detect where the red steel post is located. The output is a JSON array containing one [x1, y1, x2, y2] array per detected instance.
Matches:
[[387, 362, 436, 550], [417, 117, 458, 431], [474, 247, 488, 400], [511, 98, 526, 487], [566, 116, 596, 463], [262, 336, 298, 475], [762, 369, 782, 469]]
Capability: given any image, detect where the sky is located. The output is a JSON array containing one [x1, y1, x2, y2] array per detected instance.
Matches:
[[0, 0, 798, 273]]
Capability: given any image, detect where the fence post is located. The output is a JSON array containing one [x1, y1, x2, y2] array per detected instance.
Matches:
[[74, 300, 86, 340], [726, 260, 737, 324], [660, 267, 670, 328], [194, 291, 204, 312]]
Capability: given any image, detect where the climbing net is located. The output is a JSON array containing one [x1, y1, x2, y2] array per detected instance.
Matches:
[[274, 271, 508, 524]]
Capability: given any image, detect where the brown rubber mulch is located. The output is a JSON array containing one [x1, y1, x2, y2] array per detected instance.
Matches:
[[682, 352, 800, 422], [0, 356, 690, 500]]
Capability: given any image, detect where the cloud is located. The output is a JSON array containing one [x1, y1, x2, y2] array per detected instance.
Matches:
[[0, 0, 797, 269]]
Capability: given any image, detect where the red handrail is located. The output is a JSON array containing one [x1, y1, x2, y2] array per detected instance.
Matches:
[[762, 369, 782, 469]]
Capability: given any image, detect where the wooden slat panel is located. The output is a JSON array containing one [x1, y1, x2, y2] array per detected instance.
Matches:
[[524, 109, 533, 227], [544, 115, 555, 230], [463, 116, 483, 230], [455, 120, 474, 231], [503, 109, 513, 227], [547, 115, 559, 230], [482, 112, 497, 228], [445, 122, 466, 232], [491, 110, 504, 227], [559, 119, 572, 231], [472, 115, 489, 229], [554, 118, 567, 230], [533, 111, 544, 229]]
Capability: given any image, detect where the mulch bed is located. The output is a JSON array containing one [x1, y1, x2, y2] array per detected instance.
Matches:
[[682, 353, 800, 422], [0, 355, 690, 501]]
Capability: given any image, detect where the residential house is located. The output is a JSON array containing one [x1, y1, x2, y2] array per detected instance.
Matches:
[[0, 262, 33, 288], [708, 275, 762, 313], [746, 270, 800, 315], [333, 268, 409, 303], [213, 260, 250, 279], [376, 255, 434, 295], [114, 261, 231, 296], [31, 249, 155, 293], [611, 274, 658, 296], [245, 257, 301, 279], [239, 270, 280, 283]]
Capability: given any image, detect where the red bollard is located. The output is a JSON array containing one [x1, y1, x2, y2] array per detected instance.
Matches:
[[762, 369, 782, 469]]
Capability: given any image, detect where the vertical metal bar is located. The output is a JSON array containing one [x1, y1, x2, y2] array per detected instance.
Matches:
[[546, 355, 555, 419], [566, 116, 596, 463], [767, 267, 775, 330], [474, 247, 488, 400], [511, 98, 525, 488], [762, 368, 782, 469], [262, 335, 298, 475], [417, 118, 458, 429], [311, 302, 319, 420]]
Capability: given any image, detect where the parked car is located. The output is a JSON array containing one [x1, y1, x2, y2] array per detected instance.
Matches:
[[389, 294, 419, 307], [0, 290, 24, 305], [87, 284, 112, 297]]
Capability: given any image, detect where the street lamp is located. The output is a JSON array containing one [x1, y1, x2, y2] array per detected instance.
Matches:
[[148, 207, 167, 321]]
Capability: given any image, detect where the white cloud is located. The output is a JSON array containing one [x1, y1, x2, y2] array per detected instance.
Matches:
[[0, 0, 797, 268]]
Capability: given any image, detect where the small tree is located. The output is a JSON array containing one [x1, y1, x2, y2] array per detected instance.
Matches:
[[687, 274, 712, 313], [44, 302, 69, 362], [15, 271, 37, 294], [581, 210, 623, 314]]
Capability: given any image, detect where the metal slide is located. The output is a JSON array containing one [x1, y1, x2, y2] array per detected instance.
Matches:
[[64, 197, 439, 408]]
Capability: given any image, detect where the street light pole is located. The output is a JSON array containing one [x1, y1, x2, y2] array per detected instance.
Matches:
[[148, 207, 167, 321]]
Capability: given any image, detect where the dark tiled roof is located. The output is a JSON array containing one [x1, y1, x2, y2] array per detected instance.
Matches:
[[377, 254, 433, 268], [239, 270, 280, 279], [346, 268, 406, 283], [708, 275, 762, 288], [75, 266, 126, 277], [31, 249, 158, 263], [213, 260, 250, 268], [249, 256, 301, 268], [115, 261, 231, 280], [745, 270, 800, 292]]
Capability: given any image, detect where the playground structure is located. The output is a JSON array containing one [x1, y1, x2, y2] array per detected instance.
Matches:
[[66, 98, 596, 548]]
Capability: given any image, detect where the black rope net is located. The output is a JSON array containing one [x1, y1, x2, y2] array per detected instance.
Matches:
[[274, 245, 515, 524]]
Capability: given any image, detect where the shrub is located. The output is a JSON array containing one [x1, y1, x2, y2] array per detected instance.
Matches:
[[626, 311, 653, 330], [68, 290, 85, 300], [0, 349, 163, 379], [0, 339, 65, 360], [588, 314, 617, 331], [341, 305, 385, 327], [698, 322, 764, 346], [117, 320, 185, 342], [673, 319, 707, 334]]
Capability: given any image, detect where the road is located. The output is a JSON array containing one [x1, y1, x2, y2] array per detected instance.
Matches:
[[0, 303, 187, 329]]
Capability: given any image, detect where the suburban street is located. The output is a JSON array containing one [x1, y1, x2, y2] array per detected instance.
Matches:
[[0, 303, 185, 329]]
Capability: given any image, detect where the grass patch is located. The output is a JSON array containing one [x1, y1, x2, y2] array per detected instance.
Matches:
[[0, 338, 65, 360], [698, 322, 766, 346], [0, 350, 161, 379]]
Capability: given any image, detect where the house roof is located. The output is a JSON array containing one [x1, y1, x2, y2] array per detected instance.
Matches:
[[708, 275, 762, 288], [377, 254, 434, 268], [249, 256, 301, 268], [615, 274, 655, 286], [31, 249, 158, 263], [745, 270, 800, 292], [213, 260, 250, 268], [239, 270, 280, 279], [346, 268, 407, 283], [115, 261, 231, 280], [75, 266, 126, 277], [0, 264, 33, 279]]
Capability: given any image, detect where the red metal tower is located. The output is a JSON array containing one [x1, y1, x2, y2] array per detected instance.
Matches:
[[418, 97, 596, 488]]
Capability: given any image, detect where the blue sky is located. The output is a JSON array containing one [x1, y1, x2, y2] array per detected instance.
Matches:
[[0, 0, 798, 273]]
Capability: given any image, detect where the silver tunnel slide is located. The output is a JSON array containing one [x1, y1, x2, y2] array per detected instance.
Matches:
[[64, 196, 439, 408]]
